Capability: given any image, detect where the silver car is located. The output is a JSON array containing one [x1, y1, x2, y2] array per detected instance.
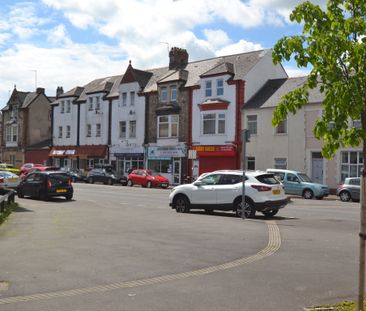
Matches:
[[336, 177, 360, 202]]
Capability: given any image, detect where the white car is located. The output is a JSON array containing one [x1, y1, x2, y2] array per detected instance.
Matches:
[[0, 171, 20, 189], [169, 170, 288, 218]]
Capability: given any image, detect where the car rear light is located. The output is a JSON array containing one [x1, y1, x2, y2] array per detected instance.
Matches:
[[47, 180, 52, 189], [68, 178, 72, 185], [0, 177, 4, 184], [251, 184, 272, 192]]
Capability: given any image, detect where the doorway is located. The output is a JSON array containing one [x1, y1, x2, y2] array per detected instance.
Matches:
[[311, 152, 323, 184]]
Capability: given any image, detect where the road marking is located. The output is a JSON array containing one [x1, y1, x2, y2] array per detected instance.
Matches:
[[0, 221, 281, 305]]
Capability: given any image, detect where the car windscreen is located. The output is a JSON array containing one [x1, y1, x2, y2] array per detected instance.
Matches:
[[298, 173, 312, 183], [49, 174, 70, 186], [255, 174, 280, 185]]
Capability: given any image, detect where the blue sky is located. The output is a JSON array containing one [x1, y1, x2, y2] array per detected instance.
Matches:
[[0, 0, 326, 107]]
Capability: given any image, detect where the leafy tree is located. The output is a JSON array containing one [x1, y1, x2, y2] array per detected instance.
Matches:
[[272, 0, 366, 309]]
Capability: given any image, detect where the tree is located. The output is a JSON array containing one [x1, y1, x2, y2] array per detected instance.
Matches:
[[272, 0, 366, 309]]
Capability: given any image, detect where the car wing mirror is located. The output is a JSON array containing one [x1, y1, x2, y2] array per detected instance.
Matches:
[[193, 181, 203, 187]]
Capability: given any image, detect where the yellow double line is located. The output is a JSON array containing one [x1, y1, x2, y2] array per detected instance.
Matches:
[[0, 221, 281, 305]]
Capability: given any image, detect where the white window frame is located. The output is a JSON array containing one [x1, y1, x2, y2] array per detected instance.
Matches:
[[216, 79, 224, 96], [5, 126, 17, 143], [205, 80, 212, 97], [88, 98, 93, 111], [96, 123, 101, 137], [130, 91, 135, 106], [247, 115, 257, 135], [95, 97, 101, 111], [66, 100, 71, 113], [158, 115, 179, 138], [58, 126, 63, 138], [201, 112, 226, 135], [66, 125, 71, 138], [341, 151, 363, 181], [60, 101, 65, 113], [86, 124, 91, 137], [122, 92, 127, 106], [275, 119, 287, 135], [119, 121, 126, 138], [129, 120, 136, 139]]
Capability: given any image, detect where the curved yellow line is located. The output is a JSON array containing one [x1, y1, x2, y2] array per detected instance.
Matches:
[[0, 220, 281, 305]]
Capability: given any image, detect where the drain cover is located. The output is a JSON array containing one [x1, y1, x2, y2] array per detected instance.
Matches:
[[0, 281, 9, 291]]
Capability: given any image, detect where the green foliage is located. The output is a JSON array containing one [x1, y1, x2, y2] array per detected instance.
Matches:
[[272, 0, 366, 159], [309, 299, 366, 310]]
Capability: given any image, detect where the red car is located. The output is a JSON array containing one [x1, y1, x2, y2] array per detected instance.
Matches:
[[20, 166, 59, 180], [19, 163, 45, 179], [127, 169, 169, 189]]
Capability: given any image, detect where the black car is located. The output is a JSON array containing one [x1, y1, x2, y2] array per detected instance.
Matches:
[[60, 167, 86, 182], [17, 171, 73, 201], [86, 168, 119, 185]]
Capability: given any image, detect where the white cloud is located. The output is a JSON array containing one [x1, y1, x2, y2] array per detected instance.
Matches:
[[47, 24, 72, 45], [284, 65, 311, 78], [216, 40, 263, 56], [204, 29, 231, 49]]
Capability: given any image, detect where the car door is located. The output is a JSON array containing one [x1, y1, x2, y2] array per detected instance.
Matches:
[[190, 173, 219, 205], [284, 173, 303, 195], [215, 174, 242, 209]]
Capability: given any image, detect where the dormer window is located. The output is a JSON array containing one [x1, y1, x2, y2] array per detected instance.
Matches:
[[217, 79, 224, 96], [160, 87, 167, 103], [205, 80, 212, 97], [171, 85, 177, 102]]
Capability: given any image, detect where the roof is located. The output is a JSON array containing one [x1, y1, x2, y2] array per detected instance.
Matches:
[[244, 76, 324, 110]]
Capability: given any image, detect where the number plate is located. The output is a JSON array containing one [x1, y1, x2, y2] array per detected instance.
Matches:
[[272, 189, 281, 195], [56, 189, 67, 193], [161, 183, 168, 187], [9, 178, 17, 182]]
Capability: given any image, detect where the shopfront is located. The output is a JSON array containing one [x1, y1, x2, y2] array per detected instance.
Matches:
[[147, 145, 187, 185], [191, 145, 238, 175], [109, 146, 145, 176]]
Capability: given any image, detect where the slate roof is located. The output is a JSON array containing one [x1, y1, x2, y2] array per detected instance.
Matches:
[[201, 62, 235, 77], [244, 76, 324, 110]]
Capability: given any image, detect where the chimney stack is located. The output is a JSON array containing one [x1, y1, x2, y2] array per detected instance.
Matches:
[[56, 86, 64, 98], [169, 47, 188, 70], [36, 87, 45, 94]]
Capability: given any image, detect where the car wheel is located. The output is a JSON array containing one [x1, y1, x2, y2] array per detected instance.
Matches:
[[235, 198, 256, 218], [17, 188, 24, 198], [303, 189, 314, 199], [262, 209, 279, 218], [39, 190, 49, 201], [339, 190, 351, 202], [87, 177, 94, 184], [65, 194, 73, 201], [146, 181, 152, 188], [127, 180, 133, 187], [175, 195, 190, 213]]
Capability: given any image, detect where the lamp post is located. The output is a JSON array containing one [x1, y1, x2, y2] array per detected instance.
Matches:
[[241, 129, 250, 219]]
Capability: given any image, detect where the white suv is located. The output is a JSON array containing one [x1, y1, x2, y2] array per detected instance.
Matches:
[[169, 170, 288, 218]]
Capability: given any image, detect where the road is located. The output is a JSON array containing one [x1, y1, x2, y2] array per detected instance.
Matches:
[[0, 183, 361, 311]]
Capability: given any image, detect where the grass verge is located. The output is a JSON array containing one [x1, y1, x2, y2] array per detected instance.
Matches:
[[0, 202, 18, 226], [309, 300, 366, 310]]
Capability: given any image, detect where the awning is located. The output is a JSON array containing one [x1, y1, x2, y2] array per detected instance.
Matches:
[[49, 145, 107, 158]]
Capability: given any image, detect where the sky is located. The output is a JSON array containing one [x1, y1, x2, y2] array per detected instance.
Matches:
[[0, 0, 327, 108]]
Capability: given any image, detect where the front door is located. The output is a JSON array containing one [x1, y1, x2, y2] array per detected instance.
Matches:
[[312, 152, 323, 184], [173, 158, 181, 185]]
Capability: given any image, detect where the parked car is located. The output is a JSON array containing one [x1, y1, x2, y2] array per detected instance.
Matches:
[[20, 166, 60, 179], [86, 168, 119, 185], [127, 169, 169, 188], [17, 171, 73, 201], [20, 163, 44, 175], [336, 177, 360, 202], [169, 170, 288, 217], [60, 167, 86, 182], [0, 163, 20, 175], [266, 169, 329, 199], [0, 171, 20, 189]]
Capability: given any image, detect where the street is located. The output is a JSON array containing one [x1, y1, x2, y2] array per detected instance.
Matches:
[[0, 183, 360, 311]]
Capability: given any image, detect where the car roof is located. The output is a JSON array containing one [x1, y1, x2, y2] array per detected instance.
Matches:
[[266, 168, 302, 174], [204, 170, 269, 176], [30, 170, 67, 175]]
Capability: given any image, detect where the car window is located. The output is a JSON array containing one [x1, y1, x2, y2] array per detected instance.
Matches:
[[350, 178, 361, 186], [298, 173, 312, 183], [287, 173, 299, 182], [200, 174, 221, 185], [50, 173, 69, 183], [218, 174, 242, 185], [255, 174, 280, 185], [273, 172, 285, 182]]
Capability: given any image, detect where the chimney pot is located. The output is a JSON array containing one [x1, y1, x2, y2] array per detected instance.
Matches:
[[169, 47, 189, 70], [36, 87, 45, 94]]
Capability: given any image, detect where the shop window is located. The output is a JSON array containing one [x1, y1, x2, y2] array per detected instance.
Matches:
[[341, 151, 363, 181], [216, 79, 224, 96], [148, 159, 171, 173], [205, 80, 212, 97], [274, 158, 287, 169], [247, 115, 257, 135], [129, 120, 136, 138], [158, 115, 178, 138], [202, 112, 225, 135], [119, 121, 126, 138]]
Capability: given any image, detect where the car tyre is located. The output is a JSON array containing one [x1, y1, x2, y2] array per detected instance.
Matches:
[[235, 198, 256, 218], [107, 178, 113, 185], [262, 209, 279, 218], [339, 190, 351, 202], [127, 180, 133, 187], [17, 189, 24, 198], [65, 194, 73, 201], [87, 177, 94, 184], [303, 189, 314, 199], [175, 195, 190, 213], [146, 181, 152, 188]]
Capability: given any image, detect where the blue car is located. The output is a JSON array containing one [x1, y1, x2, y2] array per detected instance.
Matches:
[[266, 169, 329, 199]]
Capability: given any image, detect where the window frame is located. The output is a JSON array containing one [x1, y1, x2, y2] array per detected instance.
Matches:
[[60, 101, 65, 114], [157, 115, 179, 138], [88, 98, 93, 111], [96, 123, 101, 137], [119, 121, 126, 139], [274, 157, 287, 169], [160, 87, 167, 103], [122, 92, 127, 106], [58, 126, 63, 138], [66, 125, 71, 138], [275, 119, 287, 135], [247, 115, 257, 135], [86, 124, 92, 137], [216, 79, 224, 96], [66, 100, 71, 113], [205, 80, 212, 97], [130, 91, 135, 106], [129, 120, 136, 139], [171, 85, 177, 102], [201, 112, 226, 135]]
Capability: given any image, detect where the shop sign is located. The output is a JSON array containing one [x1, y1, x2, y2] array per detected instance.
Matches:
[[65, 150, 76, 155], [148, 145, 186, 158], [111, 146, 144, 157], [192, 145, 235, 152], [52, 150, 65, 155]]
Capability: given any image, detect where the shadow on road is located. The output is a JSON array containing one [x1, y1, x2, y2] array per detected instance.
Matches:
[[188, 210, 298, 221]]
